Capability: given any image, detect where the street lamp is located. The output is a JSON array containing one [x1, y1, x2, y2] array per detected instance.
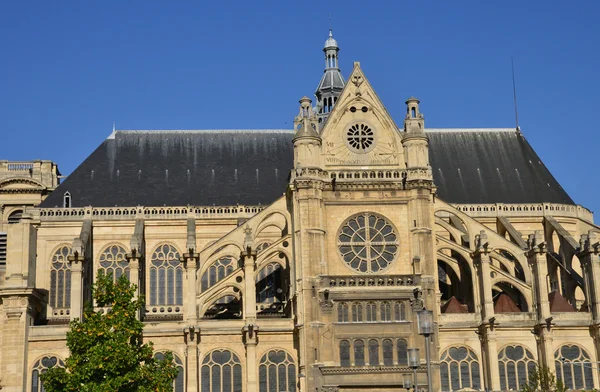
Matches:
[[417, 309, 434, 392], [408, 348, 420, 391], [402, 373, 412, 390]]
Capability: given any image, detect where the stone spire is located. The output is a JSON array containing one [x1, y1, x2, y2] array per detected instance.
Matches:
[[315, 29, 345, 128]]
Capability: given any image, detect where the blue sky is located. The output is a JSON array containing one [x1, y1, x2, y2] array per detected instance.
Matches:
[[1, 1, 599, 216]]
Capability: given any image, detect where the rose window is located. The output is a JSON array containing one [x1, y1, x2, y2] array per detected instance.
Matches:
[[346, 123, 375, 152], [338, 213, 398, 273]]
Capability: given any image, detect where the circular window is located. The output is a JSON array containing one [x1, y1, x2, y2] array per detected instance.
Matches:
[[346, 123, 375, 153], [338, 213, 398, 273]]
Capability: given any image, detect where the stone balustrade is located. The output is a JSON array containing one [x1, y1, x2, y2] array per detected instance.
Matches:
[[446, 202, 594, 223], [324, 274, 420, 288]]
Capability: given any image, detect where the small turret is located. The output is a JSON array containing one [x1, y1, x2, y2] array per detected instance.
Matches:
[[293, 97, 321, 170], [401, 97, 431, 178], [315, 29, 346, 127], [404, 97, 424, 133]]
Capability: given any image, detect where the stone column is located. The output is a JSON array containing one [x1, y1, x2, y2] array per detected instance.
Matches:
[[68, 252, 85, 321], [526, 231, 555, 370], [472, 231, 501, 391], [182, 251, 199, 324], [184, 327, 200, 392], [578, 232, 600, 373], [244, 325, 259, 392], [126, 254, 140, 296]]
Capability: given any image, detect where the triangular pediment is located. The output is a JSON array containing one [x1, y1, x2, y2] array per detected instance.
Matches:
[[320, 62, 404, 169]]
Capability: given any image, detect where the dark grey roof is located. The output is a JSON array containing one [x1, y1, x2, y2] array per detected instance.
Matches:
[[427, 129, 574, 205], [316, 69, 345, 93], [40, 128, 574, 208], [40, 131, 295, 208]]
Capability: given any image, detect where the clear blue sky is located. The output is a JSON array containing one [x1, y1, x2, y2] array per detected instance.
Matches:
[[1, 1, 598, 217]]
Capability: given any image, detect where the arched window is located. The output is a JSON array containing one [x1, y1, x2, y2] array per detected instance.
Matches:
[[31, 356, 65, 392], [498, 345, 536, 391], [354, 340, 365, 366], [98, 244, 128, 283], [256, 262, 283, 304], [201, 256, 236, 291], [8, 209, 23, 224], [555, 344, 594, 390], [340, 340, 351, 367], [337, 302, 349, 322], [381, 301, 391, 321], [201, 349, 243, 392], [352, 302, 363, 322], [258, 349, 296, 392], [383, 339, 393, 366], [50, 246, 72, 309], [366, 302, 377, 322], [397, 339, 408, 366], [149, 244, 182, 306], [394, 302, 406, 321], [155, 352, 184, 392], [368, 339, 380, 366], [440, 346, 481, 391]]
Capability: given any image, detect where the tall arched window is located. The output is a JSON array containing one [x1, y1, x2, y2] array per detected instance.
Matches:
[[256, 262, 283, 304], [155, 352, 184, 392], [340, 340, 351, 367], [149, 244, 182, 306], [50, 246, 72, 310], [352, 302, 363, 322], [98, 244, 128, 282], [397, 339, 408, 366], [440, 346, 481, 391], [354, 340, 365, 366], [383, 339, 393, 366], [337, 302, 349, 322], [368, 339, 380, 366], [366, 302, 377, 322], [381, 301, 391, 321], [258, 349, 296, 392], [201, 256, 236, 291], [394, 301, 406, 321], [498, 345, 536, 391], [555, 344, 594, 390], [31, 356, 65, 392], [201, 349, 242, 392]]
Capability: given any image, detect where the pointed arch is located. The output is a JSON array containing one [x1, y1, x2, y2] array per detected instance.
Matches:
[[258, 349, 297, 392], [149, 243, 183, 306]]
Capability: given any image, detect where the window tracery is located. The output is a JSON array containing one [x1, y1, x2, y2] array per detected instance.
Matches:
[[352, 302, 363, 322], [368, 339, 380, 365], [149, 244, 182, 306], [383, 339, 394, 366], [380, 301, 391, 321], [338, 213, 398, 273], [366, 302, 377, 322], [394, 301, 406, 321], [256, 242, 272, 253], [554, 344, 594, 390], [98, 244, 129, 282], [337, 302, 349, 323], [354, 340, 365, 366], [397, 339, 408, 366], [498, 345, 536, 391], [201, 349, 242, 392], [50, 245, 72, 309], [440, 346, 481, 391], [154, 352, 184, 392], [258, 349, 296, 392], [31, 356, 64, 392], [201, 256, 236, 291], [256, 262, 283, 304], [340, 340, 351, 367]]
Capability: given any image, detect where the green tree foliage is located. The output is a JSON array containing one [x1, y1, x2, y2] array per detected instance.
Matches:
[[41, 271, 178, 392], [520, 365, 567, 392]]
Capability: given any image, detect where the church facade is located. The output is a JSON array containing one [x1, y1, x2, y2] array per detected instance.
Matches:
[[1, 32, 599, 392]]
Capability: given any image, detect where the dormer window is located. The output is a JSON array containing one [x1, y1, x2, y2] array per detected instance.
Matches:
[[63, 192, 71, 208]]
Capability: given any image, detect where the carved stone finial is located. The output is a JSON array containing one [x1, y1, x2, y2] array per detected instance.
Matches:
[[243, 225, 253, 251], [527, 230, 546, 255]]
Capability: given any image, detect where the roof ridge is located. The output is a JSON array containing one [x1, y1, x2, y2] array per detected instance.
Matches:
[[425, 128, 517, 133], [114, 129, 294, 134]]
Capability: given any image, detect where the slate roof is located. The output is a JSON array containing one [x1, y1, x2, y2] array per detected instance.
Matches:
[[427, 129, 574, 205], [40, 128, 575, 208]]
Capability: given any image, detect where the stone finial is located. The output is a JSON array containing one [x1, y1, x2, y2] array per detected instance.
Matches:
[[243, 225, 254, 252], [527, 230, 546, 255], [580, 231, 600, 254], [475, 230, 489, 252]]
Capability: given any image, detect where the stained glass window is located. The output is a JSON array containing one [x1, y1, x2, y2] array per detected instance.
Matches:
[[201, 349, 242, 392], [366, 302, 377, 322], [340, 340, 351, 367], [149, 244, 182, 306], [98, 244, 129, 283], [258, 349, 296, 392], [50, 246, 72, 309], [394, 301, 406, 321], [256, 262, 283, 304], [440, 346, 481, 391], [354, 340, 365, 366], [201, 256, 236, 291], [31, 356, 65, 392], [555, 344, 594, 390], [498, 345, 536, 391], [352, 302, 363, 322], [381, 301, 391, 321], [397, 339, 408, 366], [383, 339, 394, 366], [155, 352, 184, 392], [338, 213, 398, 273], [337, 302, 349, 323]]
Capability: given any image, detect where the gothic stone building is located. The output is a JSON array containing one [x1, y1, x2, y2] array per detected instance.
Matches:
[[1, 32, 599, 392]]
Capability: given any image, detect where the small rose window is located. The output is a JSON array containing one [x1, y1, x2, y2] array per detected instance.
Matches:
[[346, 123, 375, 152], [338, 213, 398, 273]]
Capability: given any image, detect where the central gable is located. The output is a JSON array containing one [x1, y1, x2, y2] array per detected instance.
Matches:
[[319, 63, 404, 170]]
